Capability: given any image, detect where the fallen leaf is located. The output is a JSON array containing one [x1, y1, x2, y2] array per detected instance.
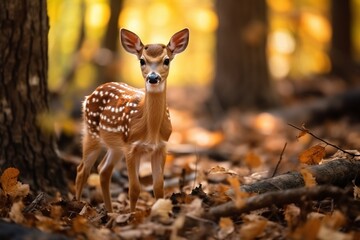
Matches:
[[72, 215, 89, 234], [299, 145, 326, 165], [245, 151, 262, 169], [208, 166, 237, 176], [0, 167, 29, 198], [284, 204, 301, 228], [1, 168, 20, 193], [296, 124, 309, 139], [300, 169, 317, 187], [227, 176, 249, 208], [150, 199, 172, 222], [317, 224, 353, 240], [218, 217, 234, 239], [9, 201, 25, 224], [291, 217, 321, 240], [323, 210, 346, 229], [115, 213, 132, 224], [239, 216, 267, 240]]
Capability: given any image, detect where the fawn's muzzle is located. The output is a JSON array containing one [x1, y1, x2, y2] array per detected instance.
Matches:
[[147, 72, 160, 84]]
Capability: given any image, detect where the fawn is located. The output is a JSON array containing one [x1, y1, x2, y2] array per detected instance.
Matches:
[[75, 28, 189, 212]]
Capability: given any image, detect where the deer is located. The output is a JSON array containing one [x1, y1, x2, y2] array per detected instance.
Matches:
[[75, 28, 189, 212]]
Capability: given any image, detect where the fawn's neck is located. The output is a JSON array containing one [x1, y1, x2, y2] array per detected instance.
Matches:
[[142, 91, 167, 141]]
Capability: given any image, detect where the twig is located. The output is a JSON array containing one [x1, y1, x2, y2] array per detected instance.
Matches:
[[192, 145, 200, 190], [23, 192, 46, 213], [272, 142, 287, 177], [288, 123, 360, 157]]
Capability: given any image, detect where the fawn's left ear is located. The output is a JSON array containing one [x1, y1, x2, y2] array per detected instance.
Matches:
[[120, 28, 144, 57], [167, 28, 189, 55]]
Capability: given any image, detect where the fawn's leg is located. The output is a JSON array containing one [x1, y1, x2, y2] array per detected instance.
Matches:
[[98, 150, 122, 212], [126, 149, 141, 212], [151, 146, 166, 199], [75, 134, 101, 200]]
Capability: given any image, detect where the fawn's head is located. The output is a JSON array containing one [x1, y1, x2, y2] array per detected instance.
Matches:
[[120, 28, 189, 93]]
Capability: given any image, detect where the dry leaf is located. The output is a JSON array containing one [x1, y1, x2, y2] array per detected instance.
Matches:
[[218, 217, 234, 239], [1, 167, 20, 193], [323, 210, 346, 229], [183, 198, 203, 217], [245, 151, 262, 169], [9, 201, 25, 224], [0, 167, 29, 198], [284, 204, 301, 228], [72, 215, 89, 234], [317, 225, 353, 240], [300, 169, 317, 187], [208, 165, 237, 176], [227, 176, 249, 208], [239, 217, 267, 240], [296, 124, 309, 139], [292, 217, 321, 240], [150, 199, 172, 222], [299, 145, 326, 165]]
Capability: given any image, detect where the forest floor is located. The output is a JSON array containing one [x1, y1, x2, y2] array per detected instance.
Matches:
[[1, 77, 360, 239]]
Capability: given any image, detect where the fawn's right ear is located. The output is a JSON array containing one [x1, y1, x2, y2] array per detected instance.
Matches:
[[120, 29, 144, 57]]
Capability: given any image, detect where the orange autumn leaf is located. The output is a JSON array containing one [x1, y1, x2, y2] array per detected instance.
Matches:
[[0, 167, 29, 198], [1, 167, 20, 193], [218, 217, 235, 239], [208, 165, 237, 176], [227, 176, 249, 208], [296, 124, 309, 139], [245, 151, 262, 169], [300, 169, 317, 187], [299, 145, 326, 165]]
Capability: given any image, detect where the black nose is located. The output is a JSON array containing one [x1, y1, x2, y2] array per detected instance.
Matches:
[[147, 72, 160, 84]]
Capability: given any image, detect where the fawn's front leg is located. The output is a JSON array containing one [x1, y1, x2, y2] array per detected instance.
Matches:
[[151, 146, 166, 199]]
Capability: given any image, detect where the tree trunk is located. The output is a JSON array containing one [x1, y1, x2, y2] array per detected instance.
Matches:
[[329, 0, 356, 81], [0, 0, 66, 193], [209, 0, 277, 115], [95, 0, 123, 84]]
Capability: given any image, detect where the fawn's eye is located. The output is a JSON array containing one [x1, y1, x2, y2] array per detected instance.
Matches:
[[140, 59, 146, 66], [163, 58, 170, 66]]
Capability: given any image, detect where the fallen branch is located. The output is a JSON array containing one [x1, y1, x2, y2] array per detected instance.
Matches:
[[234, 158, 360, 195], [204, 158, 360, 221], [204, 185, 347, 221]]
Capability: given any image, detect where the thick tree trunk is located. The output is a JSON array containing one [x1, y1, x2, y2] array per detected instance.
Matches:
[[0, 0, 66, 193], [210, 0, 277, 114]]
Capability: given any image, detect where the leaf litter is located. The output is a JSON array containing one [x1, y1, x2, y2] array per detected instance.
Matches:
[[2, 87, 360, 239]]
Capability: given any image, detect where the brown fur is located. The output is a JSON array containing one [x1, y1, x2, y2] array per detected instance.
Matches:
[[75, 28, 189, 213]]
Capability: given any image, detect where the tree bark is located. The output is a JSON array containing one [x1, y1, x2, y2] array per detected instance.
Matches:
[[209, 0, 277, 115], [0, 0, 66, 193], [330, 0, 357, 81]]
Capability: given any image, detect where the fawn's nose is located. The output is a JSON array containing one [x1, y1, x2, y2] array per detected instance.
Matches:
[[147, 72, 160, 84]]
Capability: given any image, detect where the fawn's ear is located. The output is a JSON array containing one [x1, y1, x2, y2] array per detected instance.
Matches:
[[120, 29, 144, 57], [167, 28, 189, 55]]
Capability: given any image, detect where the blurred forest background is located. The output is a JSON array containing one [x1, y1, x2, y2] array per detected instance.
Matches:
[[47, 0, 360, 137]]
